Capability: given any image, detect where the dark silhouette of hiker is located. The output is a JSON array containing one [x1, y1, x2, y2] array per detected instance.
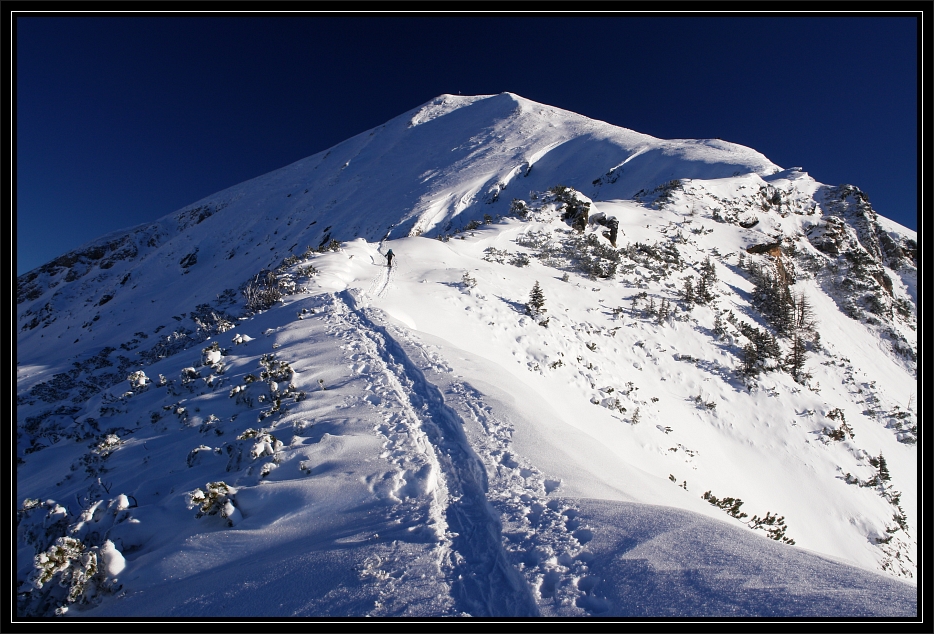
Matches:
[[386, 249, 394, 268]]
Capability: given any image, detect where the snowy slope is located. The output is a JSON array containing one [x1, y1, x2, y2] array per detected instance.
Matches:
[[16, 93, 779, 367], [16, 94, 918, 618]]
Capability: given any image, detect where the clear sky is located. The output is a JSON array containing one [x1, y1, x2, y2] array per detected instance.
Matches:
[[15, 14, 920, 274]]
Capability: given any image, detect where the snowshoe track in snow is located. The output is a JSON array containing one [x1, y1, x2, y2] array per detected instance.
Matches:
[[330, 289, 597, 616]]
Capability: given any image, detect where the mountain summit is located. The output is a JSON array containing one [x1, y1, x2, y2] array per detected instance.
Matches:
[[18, 92, 784, 362], [17, 94, 917, 618]]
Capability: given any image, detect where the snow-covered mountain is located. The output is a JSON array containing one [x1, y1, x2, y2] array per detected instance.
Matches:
[[16, 93, 918, 618]]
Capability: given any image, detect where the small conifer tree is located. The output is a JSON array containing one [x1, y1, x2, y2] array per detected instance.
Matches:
[[713, 312, 726, 337], [526, 281, 546, 318], [700, 256, 718, 302], [682, 276, 695, 304], [742, 343, 759, 376], [877, 454, 891, 482]]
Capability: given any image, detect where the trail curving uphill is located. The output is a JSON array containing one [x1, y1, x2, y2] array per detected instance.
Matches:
[[335, 289, 539, 616]]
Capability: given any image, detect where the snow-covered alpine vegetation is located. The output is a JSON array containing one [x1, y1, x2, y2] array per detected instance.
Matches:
[[16, 93, 917, 618]]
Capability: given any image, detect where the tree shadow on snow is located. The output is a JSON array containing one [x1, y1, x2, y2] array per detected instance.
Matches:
[[494, 295, 528, 314]]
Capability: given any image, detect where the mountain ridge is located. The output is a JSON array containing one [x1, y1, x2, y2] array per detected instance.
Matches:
[[16, 93, 917, 618]]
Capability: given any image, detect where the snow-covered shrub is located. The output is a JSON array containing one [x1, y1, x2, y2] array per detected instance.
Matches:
[[126, 371, 149, 392], [72, 432, 125, 479], [190, 303, 235, 335], [24, 536, 100, 614], [201, 341, 224, 367], [729, 314, 781, 377], [242, 270, 283, 311], [318, 239, 341, 253], [249, 432, 283, 459], [509, 198, 530, 219], [278, 253, 301, 268], [94, 433, 123, 454], [229, 384, 253, 408], [509, 252, 531, 267], [701, 491, 795, 545], [163, 402, 189, 424], [180, 367, 201, 386], [215, 288, 238, 305], [18, 496, 132, 616], [549, 185, 591, 232], [258, 397, 283, 421], [259, 353, 293, 383], [297, 264, 318, 278], [482, 246, 510, 264], [646, 179, 683, 209], [188, 481, 240, 527], [187, 445, 221, 467], [199, 414, 223, 435], [17, 499, 72, 553], [746, 512, 795, 544]]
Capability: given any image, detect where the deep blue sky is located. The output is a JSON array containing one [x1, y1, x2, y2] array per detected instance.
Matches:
[[16, 15, 919, 274]]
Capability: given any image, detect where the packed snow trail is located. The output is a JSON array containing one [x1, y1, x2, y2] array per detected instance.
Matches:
[[366, 263, 392, 299], [336, 289, 540, 616]]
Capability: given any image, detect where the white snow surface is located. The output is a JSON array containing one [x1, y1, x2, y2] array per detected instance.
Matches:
[[16, 93, 918, 619]]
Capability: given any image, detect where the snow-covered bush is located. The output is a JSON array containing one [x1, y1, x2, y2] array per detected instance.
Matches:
[[188, 481, 241, 527], [126, 371, 149, 392], [201, 341, 224, 367], [701, 491, 795, 545], [509, 252, 531, 267], [482, 246, 510, 264], [549, 185, 591, 232], [18, 496, 131, 616], [25, 537, 100, 614], [17, 499, 72, 553], [318, 239, 341, 253], [259, 353, 293, 383], [297, 264, 318, 278], [94, 433, 123, 454], [645, 179, 683, 209], [190, 303, 235, 335], [199, 413, 223, 435], [232, 333, 254, 346], [180, 367, 201, 386], [509, 198, 530, 218], [249, 432, 283, 459], [187, 445, 221, 467], [242, 270, 283, 311], [229, 384, 254, 408]]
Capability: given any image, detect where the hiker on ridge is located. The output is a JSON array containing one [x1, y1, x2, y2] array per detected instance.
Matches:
[[386, 249, 395, 268]]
